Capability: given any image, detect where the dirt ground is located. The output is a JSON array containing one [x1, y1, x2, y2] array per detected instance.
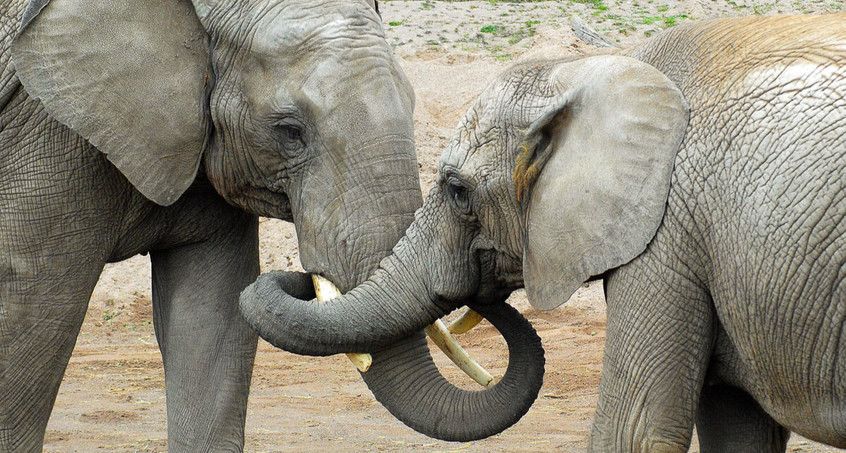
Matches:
[[44, 1, 844, 452]]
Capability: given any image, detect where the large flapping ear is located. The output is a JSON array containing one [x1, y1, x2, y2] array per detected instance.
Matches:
[[13, 0, 210, 206], [518, 55, 689, 310]]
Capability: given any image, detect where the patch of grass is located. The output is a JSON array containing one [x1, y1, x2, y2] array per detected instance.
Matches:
[[492, 49, 514, 61], [388, 20, 404, 27], [724, 0, 747, 11], [663, 15, 682, 26], [603, 14, 636, 34], [639, 12, 688, 28], [121, 321, 151, 331], [568, 0, 609, 14], [752, 3, 774, 15], [480, 24, 500, 33]]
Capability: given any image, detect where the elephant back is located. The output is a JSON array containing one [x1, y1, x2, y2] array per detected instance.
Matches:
[[623, 13, 846, 105]]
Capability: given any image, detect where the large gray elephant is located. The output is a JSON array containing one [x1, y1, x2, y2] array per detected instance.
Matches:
[[241, 13, 846, 451], [0, 0, 429, 450]]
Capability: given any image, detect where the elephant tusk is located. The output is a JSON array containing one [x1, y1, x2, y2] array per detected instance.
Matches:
[[312, 275, 373, 373], [448, 308, 484, 334], [425, 319, 495, 388], [311, 276, 491, 383]]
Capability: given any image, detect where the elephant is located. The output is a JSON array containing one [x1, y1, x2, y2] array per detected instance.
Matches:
[[240, 12, 846, 451], [0, 0, 429, 450]]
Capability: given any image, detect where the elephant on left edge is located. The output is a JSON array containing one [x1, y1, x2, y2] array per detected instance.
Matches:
[[0, 0, 423, 450]]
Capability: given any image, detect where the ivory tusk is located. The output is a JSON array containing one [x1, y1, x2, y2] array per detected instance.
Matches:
[[448, 308, 484, 334], [312, 275, 373, 373], [312, 275, 491, 383], [425, 319, 495, 388]]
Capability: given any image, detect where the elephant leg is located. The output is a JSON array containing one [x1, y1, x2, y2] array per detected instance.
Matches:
[[696, 385, 789, 453], [0, 241, 107, 450], [590, 251, 714, 453], [150, 212, 260, 452]]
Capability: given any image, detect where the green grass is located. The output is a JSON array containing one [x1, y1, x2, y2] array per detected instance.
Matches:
[[663, 14, 686, 26], [639, 12, 688, 27]]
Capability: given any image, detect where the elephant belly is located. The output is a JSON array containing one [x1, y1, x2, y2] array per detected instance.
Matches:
[[705, 178, 845, 444], [707, 314, 846, 447]]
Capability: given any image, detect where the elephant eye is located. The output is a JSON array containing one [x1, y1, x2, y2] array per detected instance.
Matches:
[[276, 124, 306, 156], [445, 177, 472, 215]]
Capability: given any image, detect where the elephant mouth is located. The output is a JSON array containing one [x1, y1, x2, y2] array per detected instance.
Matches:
[[225, 185, 294, 222], [475, 249, 524, 303]]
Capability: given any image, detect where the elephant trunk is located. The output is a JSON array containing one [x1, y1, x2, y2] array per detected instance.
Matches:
[[240, 186, 462, 355], [362, 302, 544, 441], [239, 199, 546, 441], [239, 240, 449, 356], [239, 268, 545, 441]]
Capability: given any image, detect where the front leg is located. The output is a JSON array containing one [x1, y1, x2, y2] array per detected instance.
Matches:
[[150, 212, 260, 452], [590, 248, 714, 453], [0, 239, 107, 451]]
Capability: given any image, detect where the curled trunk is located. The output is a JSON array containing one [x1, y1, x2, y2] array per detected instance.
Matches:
[[239, 269, 545, 441], [239, 264, 448, 356], [239, 199, 547, 441], [362, 301, 544, 442]]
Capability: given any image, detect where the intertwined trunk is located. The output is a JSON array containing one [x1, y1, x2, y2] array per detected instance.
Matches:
[[239, 206, 546, 441]]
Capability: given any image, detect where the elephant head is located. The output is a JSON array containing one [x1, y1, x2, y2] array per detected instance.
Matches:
[[239, 55, 689, 439], [11, 0, 420, 292]]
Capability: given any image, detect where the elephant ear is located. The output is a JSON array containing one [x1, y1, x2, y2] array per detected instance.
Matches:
[[518, 55, 689, 310], [12, 0, 210, 206]]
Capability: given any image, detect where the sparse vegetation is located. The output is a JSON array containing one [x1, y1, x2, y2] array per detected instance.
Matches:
[[384, 0, 700, 58]]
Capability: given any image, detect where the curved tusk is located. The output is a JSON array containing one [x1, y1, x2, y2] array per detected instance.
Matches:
[[448, 308, 484, 334], [312, 275, 373, 373], [425, 319, 495, 388], [312, 275, 491, 382]]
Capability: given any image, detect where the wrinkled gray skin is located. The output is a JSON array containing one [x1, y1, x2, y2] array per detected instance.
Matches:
[[240, 13, 846, 451], [0, 0, 424, 451]]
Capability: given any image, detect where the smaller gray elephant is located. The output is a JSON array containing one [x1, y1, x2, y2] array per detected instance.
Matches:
[[241, 12, 845, 451]]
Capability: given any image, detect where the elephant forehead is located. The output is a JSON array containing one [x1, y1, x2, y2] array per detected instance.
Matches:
[[250, 1, 383, 55], [439, 109, 486, 169], [438, 61, 567, 173], [439, 123, 503, 180]]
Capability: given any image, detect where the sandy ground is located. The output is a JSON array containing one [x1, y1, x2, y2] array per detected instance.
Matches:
[[43, 1, 844, 452]]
